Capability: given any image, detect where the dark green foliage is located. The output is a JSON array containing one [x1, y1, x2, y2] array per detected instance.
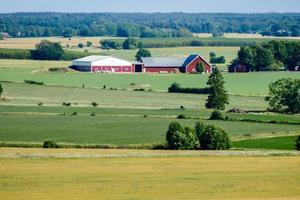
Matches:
[[86, 41, 93, 47], [168, 83, 209, 94], [100, 39, 122, 50], [0, 48, 31, 59], [265, 78, 300, 114], [198, 125, 230, 150], [1, 13, 300, 38], [177, 114, 188, 119], [122, 37, 139, 49], [31, 40, 64, 60], [166, 122, 198, 150], [0, 84, 2, 96], [43, 139, 58, 148], [135, 48, 151, 62], [205, 68, 229, 110], [78, 43, 84, 48], [296, 136, 300, 150], [196, 63, 204, 73], [62, 102, 71, 107], [24, 80, 44, 85], [209, 110, 224, 120], [210, 56, 226, 64], [38, 102, 43, 106], [237, 41, 300, 71], [194, 121, 206, 139], [91, 102, 98, 107]]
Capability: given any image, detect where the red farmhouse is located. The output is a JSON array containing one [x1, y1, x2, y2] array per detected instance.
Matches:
[[141, 55, 212, 73]]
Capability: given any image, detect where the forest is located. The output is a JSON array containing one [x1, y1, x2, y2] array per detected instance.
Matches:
[[0, 13, 299, 38]]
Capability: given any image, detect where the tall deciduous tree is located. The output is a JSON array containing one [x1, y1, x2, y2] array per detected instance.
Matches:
[[135, 48, 151, 62], [31, 40, 64, 60], [265, 78, 300, 114], [205, 68, 229, 110]]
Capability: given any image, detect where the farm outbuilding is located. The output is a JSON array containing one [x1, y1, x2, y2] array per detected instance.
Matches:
[[228, 63, 250, 73], [141, 55, 212, 74], [70, 56, 135, 73]]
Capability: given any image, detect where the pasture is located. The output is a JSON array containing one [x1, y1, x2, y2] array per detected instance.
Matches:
[[0, 149, 300, 200], [0, 59, 299, 95]]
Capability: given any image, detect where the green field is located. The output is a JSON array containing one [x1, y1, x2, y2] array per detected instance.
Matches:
[[233, 135, 299, 150], [0, 59, 299, 95], [0, 149, 300, 200]]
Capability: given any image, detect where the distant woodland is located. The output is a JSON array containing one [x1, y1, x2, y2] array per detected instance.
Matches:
[[0, 13, 299, 38]]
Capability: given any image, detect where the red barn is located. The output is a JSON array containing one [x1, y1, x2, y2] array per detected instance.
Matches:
[[142, 55, 212, 74]]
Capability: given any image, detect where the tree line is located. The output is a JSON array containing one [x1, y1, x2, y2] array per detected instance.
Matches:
[[235, 40, 300, 71], [0, 13, 299, 38]]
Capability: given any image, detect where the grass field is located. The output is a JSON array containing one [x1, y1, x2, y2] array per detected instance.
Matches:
[[0, 149, 300, 200], [232, 135, 299, 150], [0, 104, 299, 145], [0, 60, 299, 95]]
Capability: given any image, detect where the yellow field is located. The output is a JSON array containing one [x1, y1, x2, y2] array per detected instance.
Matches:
[[0, 36, 123, 49], [0, 148, 300, 200]]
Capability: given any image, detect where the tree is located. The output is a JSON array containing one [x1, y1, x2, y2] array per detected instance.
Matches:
[[265, 78, 300, 114], [135, 48, 151, 62], [197, 125, 230, 150], [123, 37, 139, 50], [86, 41, 93, 47], [78, 43, 84, 48], [209, 52, 216, 58], [31, 40, 64, 60], [254, 46, 275, 71], [166, 122, 198, 150], [196, 63, 204, 73], [100, 39, 122, 50], [296, 136, 300, 150], [205, 67, 229, 110], [237, 46, 255, 70], [0, 84, 2, 96]]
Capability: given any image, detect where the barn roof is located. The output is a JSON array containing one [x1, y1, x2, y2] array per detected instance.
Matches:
[[142, 57, 187, 67], [74, 55, 110, 62]]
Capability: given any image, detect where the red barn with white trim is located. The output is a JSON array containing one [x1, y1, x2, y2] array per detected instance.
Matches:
[[142, 55, 212, 74]]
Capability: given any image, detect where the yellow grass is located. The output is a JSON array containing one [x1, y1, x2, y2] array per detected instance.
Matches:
[[0, 148, 300, 200], [0, 36, 123, 49]]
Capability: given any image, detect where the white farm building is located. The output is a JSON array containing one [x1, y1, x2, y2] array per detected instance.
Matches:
[[70, 56, 135, 73]]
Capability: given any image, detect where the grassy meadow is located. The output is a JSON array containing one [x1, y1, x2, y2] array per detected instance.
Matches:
[[0, 150, 300, 200]]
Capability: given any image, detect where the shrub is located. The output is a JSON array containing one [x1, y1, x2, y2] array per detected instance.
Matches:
[[43, 139, 58, 148], [177, 114, 189, 119], [90, 113, 96, 116], [31, 40, 64, 60], [209, 110, 224, 120], [24, 80, 44, 85], [198, 125, 230, 150], [103, 85, 106, 89], [78, 43, 84, 48], [180, 105, 185, 110], [38, 102, 43, 106], [0, 84, 2, 96], [296, 136, 300, 150], [71, 112, 78, 116], [86, 41, 92, 47], [166, 122, 198, 150], [62, 102, 71, 107], [195, 121, 207, 139], [91, 102, 98, 107], [168, 82, 209, 94]]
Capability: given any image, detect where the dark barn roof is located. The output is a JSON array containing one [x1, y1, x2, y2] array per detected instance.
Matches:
[[142, 55, 200, 68]]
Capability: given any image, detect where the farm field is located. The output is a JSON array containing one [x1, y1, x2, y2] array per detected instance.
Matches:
[[0, 59, 299, 95], [0, 149, 300, 200], [0, 104, 299, 146], [232, 135, 299, 150]]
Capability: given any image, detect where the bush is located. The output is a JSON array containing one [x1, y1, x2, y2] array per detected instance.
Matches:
[[100, 39, 122, 50], [0, 48, 31, 59], [209, 110, 224, 120], [91, 102, 98, 107], [198, 125, 230, 150], [166, 122, 198, 150], [71, 112, 78, 116], [0, 84, 2, 96], [78, 43, 84, 48], [168, 83, 209, 94], [90, 113, 96, 116], [296, 136, 300, 150], [177, 114, 188, 119], [24, 80, 44, 85], [62, 102, 71, 107], [31, 40, 64, 60], [38, 102, 43, 106], [43, 139, 58, 148]]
